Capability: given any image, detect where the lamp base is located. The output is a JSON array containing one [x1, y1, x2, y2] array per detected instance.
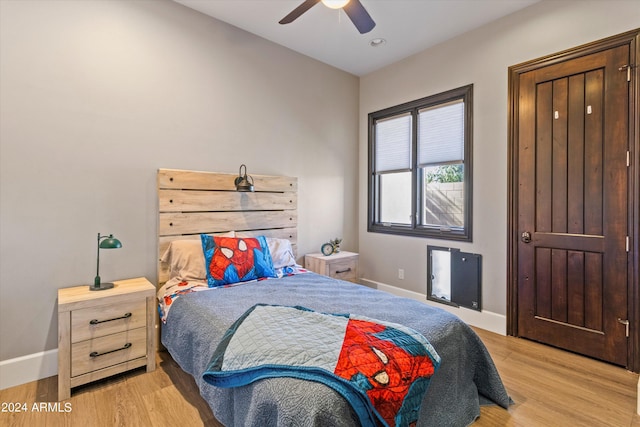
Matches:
[[90, 282, 114, 291]]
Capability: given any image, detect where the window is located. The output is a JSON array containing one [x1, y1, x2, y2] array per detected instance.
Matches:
[[368, 84, 473, 241]]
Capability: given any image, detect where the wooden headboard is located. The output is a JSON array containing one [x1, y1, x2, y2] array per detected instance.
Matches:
[[157, 168, 298, 286]]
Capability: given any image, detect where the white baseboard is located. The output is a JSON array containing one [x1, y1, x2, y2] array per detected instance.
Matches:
[[360, 278, 506, 336], [0, 349, 58, 390]]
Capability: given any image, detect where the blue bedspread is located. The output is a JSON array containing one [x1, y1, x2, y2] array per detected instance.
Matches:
[[161, 273, 510, 426], [203, 304, 441, 427]]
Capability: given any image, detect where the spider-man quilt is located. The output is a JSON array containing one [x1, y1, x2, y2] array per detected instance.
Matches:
[[203, 304, 441, 427]]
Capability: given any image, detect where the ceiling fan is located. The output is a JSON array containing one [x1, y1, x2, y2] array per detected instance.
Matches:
[[279, 0, 376, 34]]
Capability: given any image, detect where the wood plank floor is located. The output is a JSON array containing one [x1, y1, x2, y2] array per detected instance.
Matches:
[[1, 328, 639, 426], [472, 328, 640, 427]]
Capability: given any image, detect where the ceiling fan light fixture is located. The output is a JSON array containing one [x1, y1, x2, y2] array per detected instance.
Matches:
[[321, 0, 350, 9], [280, 0, 374, 34]]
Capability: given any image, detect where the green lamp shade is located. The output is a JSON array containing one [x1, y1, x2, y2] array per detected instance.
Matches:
[[99, 236, 122, 249]]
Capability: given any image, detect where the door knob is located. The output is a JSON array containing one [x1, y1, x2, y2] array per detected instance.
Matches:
[[521, 231, 532, 243]]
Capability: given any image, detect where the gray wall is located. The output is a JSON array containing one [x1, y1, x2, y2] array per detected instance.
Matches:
[[359, 0, 639, 317], [0, 0, 359, 362]]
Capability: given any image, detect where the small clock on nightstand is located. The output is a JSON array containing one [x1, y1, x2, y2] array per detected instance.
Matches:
[[321, 243, 334, 256]]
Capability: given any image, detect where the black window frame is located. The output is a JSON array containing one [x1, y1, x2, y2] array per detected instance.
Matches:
[[367, 84, 473, 241]]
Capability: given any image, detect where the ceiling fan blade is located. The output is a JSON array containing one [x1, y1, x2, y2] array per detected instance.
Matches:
[[343, 0, 375, 34], [279, 0, 322, 25]]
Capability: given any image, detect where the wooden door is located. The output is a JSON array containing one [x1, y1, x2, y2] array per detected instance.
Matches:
[[514, 42, 631, 366]]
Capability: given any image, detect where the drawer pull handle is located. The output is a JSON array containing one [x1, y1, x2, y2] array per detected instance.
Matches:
[[335, 268, 352, 274], [89, 342, 132, 358], [89, 312, 132, 325]]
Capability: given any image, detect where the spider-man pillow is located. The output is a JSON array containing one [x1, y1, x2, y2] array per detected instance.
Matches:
[[201, 234, 276, 288]]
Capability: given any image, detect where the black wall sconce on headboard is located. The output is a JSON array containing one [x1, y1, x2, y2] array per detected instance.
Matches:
[[234, 164, 254, 192]]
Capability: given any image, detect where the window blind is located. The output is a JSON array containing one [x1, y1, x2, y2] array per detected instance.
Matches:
[[375, 113, 412, 172], [418, 100, 464, 166]]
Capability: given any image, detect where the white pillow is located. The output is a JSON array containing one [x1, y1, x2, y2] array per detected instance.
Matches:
[[266, 237, 298, 269]]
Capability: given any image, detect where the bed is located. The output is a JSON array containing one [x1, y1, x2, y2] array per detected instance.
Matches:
[[157, 168, 510, 426]]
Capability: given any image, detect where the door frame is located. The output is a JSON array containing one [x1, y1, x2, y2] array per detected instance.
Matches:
[[507, 29, 640, 371]]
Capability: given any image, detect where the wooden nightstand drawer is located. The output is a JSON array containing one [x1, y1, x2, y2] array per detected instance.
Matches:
[[305, 251, 359, 283], [71, 327, 147, 377], [329, 258, 357, 281], [71, 299, 147, 343]]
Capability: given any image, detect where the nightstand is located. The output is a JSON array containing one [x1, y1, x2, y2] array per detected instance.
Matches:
[[57, 277, 156, 401], [305, 251, 359, 283]]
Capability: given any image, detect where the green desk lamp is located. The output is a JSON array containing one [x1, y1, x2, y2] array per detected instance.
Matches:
[[92, 233, 122, 291]]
